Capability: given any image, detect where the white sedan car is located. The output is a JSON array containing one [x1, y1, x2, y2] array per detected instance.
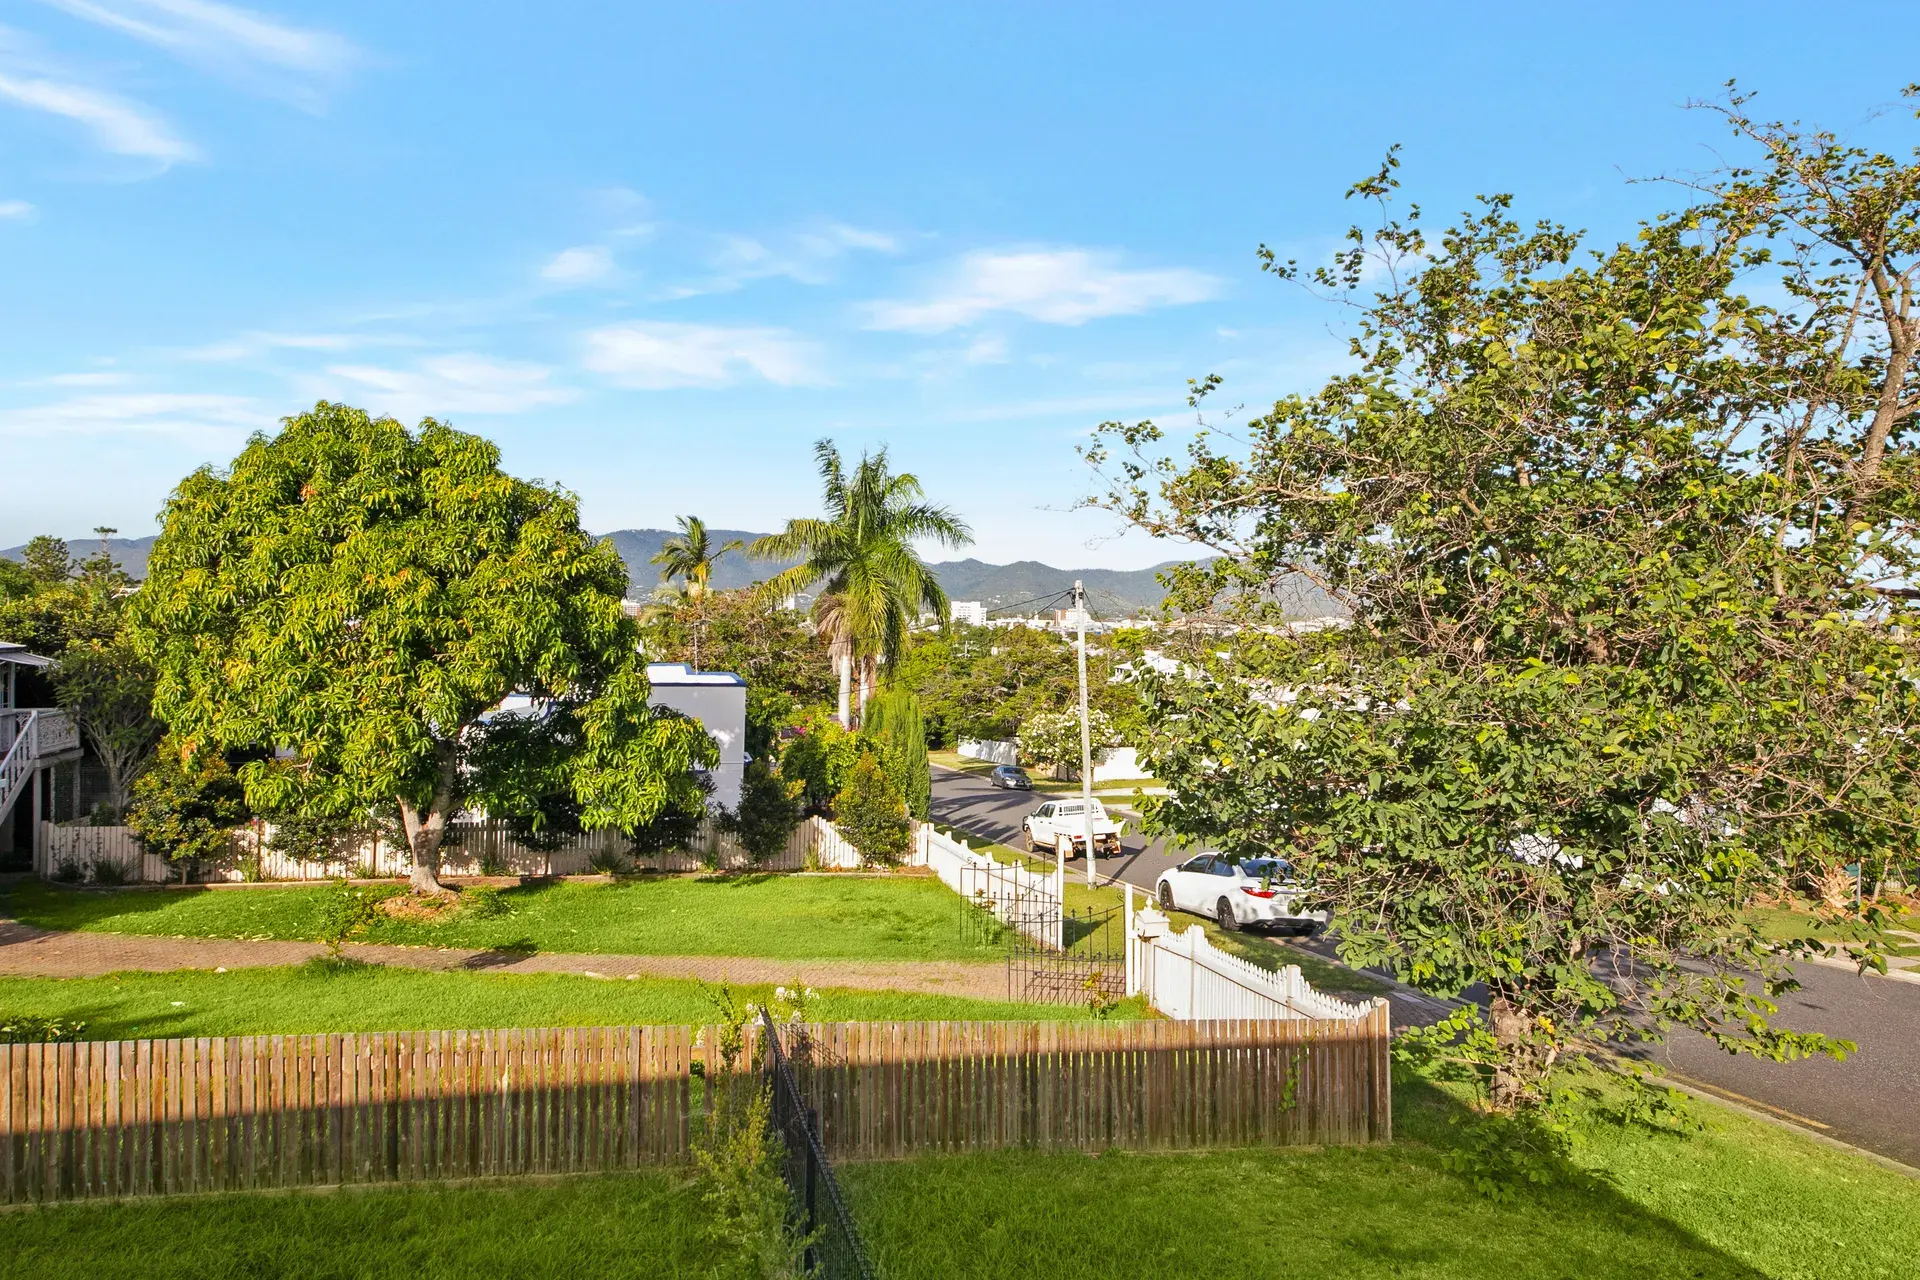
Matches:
[[1154, 853, 1329, 935]]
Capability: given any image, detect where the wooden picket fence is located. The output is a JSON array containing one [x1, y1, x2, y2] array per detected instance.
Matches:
[[0, 1010, 1390, 1204]]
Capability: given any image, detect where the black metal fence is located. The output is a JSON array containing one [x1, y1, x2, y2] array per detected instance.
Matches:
[[1005, 903, 1126, 1004], [761, 1010, 878, 1280]]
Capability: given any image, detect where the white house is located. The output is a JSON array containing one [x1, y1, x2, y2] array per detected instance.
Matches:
[[645, 662, 747, 809], [950, 600, 987, 627], [1, 642, 84, 864]]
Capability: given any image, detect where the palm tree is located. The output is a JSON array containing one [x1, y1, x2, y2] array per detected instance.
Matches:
[[752, 440, 970, 727], [652, 515, 741, 601], [650, 516, 742, 668]]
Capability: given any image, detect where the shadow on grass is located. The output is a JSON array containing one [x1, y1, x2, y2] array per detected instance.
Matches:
[[0, 881, 230, 934], [843, 1069, 1770, 1280]]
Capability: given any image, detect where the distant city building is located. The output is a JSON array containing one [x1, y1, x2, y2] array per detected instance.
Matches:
[[950, 600, 987, 627]]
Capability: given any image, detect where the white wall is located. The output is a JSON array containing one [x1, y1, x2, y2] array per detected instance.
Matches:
[[646, 663, 747, 809], [957, 737, 1019, 767]]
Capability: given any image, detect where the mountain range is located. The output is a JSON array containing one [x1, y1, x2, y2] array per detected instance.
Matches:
[[3, 529, 1336, 619]]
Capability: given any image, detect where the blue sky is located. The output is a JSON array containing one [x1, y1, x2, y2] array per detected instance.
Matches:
[[0, 2, 1913, 566]]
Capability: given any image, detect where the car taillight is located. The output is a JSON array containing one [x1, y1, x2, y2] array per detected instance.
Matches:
[[1241, 887, 1278, 899]]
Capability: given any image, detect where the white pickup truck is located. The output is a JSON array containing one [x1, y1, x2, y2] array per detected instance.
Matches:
[[1022, 799, 1124, 860]]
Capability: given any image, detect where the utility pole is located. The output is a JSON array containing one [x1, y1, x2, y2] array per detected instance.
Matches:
[[1076, 580, 1097, 888]]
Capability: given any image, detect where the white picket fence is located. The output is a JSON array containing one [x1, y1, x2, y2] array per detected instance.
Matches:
[[36, 814, 866, 884], [1127, 909, 1378, 1022], [912, 823, 1063, 949]]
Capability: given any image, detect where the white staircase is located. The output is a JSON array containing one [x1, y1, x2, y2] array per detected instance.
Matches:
[[0, 709, 79, 827]]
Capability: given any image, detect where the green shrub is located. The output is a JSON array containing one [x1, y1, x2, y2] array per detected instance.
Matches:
[[52, 859, 84, 884], [587, 847, 632, 875], [0, 1013, 86, 1043], [779, 712, 860, 814], [833, 752, 911, 867], [719, 759, 804, 863], [89, 859, 132, 886], [462, 885, 514, 918], [625, 779, 712, 859], [861, 688, 931, 820], [319, 880, 388, 959], [126, 735, 249, 879]]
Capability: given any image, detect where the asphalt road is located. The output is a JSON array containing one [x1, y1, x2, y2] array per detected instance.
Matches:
[[931, 765, 1920, 1169]]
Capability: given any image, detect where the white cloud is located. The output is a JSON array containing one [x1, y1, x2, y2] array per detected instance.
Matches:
[[674, 220, 900, 296], [320, 354, 574, 419], [583, 322, 823, 390], [177, 330, 381, 361], [541, 245, 616, 285], [40, 0, 359, 109], [0, 199, 33, 220], [0, 68, 197, 163], [868, 248, 1219, 332], [0, 391, 265, 445]]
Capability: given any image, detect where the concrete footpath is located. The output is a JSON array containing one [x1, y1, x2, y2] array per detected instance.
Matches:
[[0, 918, 1018, 1002]]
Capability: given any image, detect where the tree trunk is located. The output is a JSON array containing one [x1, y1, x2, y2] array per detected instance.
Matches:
[[1487, 995, 1534, 1111], [399, 747, 459, 894]]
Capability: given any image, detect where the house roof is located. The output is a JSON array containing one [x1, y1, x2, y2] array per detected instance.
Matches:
[[0, 641, 55, 669], [645, 662, 746, 688]]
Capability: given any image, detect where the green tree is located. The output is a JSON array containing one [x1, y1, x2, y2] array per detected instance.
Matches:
[[1087, 99, 1919, 1106], [751, 440, 970, 728], [128, 402, 717, 894], [638, 588, 833, 755], [0, 558, 33, 603], [126, 737, 250, 880], [651, 514, 742, 603], [20, 536, 72, 588], [778, 710, 861, 814], [719, 757, 805, 862], [648, 515, 745, 670], [833, 751, 911, 866], [55, 638, 160, 819], [860, 686, 930, 820]]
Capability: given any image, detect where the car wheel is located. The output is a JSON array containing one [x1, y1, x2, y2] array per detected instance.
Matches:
[[1023, 827, 1036, 852], [1216, 897, 1239, 932], [1157, 881, 1173, 911]]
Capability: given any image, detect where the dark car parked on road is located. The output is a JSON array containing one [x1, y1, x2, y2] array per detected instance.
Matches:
[[988, 764, 1033, 790]]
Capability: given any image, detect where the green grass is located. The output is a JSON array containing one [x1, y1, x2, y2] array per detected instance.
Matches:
[[0, 874, 1001, 962], [0, 964, 1149, 1040], [844, 1070, 1919, 1280], [1748, 901, 1920, 958], [0, 1171, 725, 1279]]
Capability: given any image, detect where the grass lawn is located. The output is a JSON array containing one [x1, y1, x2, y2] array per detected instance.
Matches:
[[0, 874, 1000, 962], [0, 963, 1149, 1040], [0, 1171, 726, 1280], [844, 1070, 1918, 1280], [1748, 900, 1920, 959]]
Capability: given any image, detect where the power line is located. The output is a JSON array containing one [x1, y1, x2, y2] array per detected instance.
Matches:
[[979, 587, 1077, 618]]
